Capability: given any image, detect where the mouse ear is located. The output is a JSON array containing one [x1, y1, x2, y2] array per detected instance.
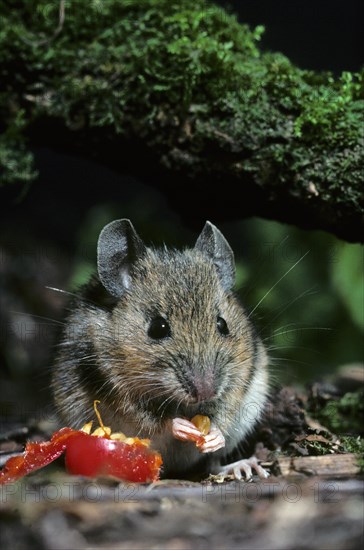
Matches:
[[194, 221, 235, 290], [97, 219, 146, 297]]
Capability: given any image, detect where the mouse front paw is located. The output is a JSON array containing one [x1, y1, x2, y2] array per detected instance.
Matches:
[[172, 417, 205, 444], [171, 418, 225, 453], [198, 425, 225, 453], [217, 455, 270, 481]]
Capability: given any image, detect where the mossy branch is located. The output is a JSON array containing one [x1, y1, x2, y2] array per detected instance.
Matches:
[[0, 0, 363, 239]]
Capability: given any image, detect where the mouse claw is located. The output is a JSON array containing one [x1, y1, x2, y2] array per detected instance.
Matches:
[[198, 425, 225, 453], [217, 455, 270, 481]]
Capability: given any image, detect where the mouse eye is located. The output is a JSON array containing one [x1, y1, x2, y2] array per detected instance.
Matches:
[[217, 316, 229, 336], [148, 316, 171, 340]]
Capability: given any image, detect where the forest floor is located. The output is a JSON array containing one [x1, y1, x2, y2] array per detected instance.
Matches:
[[1, 377, 363, 550], [1, 468, 363, 549]]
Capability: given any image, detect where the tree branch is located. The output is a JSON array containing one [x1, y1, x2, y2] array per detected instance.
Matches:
[[0, 0, 363, 241]]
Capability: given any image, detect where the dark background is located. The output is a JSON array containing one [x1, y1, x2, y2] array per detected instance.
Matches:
[[0, 0, 363, 426], [217, 0, 363, 73]]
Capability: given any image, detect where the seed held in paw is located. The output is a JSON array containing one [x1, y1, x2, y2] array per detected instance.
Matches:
[[191, 415, 211, 436]]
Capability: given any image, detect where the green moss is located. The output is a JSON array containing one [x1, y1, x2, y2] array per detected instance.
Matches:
[[313, 391, 364, 435], [0, 0, 363, 216], [340, 436, 364, 471], [0, 104, 37, 186]]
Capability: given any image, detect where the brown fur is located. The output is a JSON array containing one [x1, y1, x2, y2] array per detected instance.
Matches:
[[52, 228, 269, 478]]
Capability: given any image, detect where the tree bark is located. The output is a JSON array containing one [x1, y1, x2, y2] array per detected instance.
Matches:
[[0, 0, 363, 241]]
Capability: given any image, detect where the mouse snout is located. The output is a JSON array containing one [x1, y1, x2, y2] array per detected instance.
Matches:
[[186, 369, 217, 402]]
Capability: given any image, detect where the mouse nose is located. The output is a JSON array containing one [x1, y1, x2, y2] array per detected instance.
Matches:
[[188, 373, 216, 402]]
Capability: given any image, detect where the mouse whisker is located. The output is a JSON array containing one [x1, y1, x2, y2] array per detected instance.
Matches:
[[271, 326, 332, 338], [155, 386, 187, 416], [266, 344, 325, 356], [248, 250, 310, 319], [45, 286, 102, 308], [268, 287, 318, 324], [9, 310, 65, 326]]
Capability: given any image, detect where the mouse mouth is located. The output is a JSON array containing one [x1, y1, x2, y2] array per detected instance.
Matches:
[[144, 394, 219, 422], [178, 400, 220, 419]]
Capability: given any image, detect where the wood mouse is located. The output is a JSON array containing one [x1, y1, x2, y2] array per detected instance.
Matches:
[[52, 219, 270, 480]]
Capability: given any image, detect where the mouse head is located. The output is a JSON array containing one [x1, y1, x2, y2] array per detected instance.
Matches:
[[96, 220, 252, 419]]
